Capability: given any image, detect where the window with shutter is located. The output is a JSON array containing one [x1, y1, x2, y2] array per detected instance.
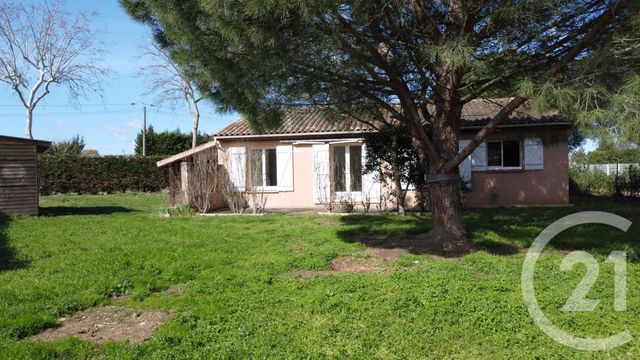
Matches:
[[486, 140, 522, 170], [524, 137, 544, 170], [248, 146, 294, 191]]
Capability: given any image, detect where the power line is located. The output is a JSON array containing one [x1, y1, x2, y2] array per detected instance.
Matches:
[[0, 108, 235, 121], [0, 109, 140, 116], [0, 103, 137, 108]]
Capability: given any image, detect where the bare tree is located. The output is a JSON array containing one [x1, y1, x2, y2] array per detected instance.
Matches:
[[187, 148, 221, 214], [313, 159, 336, 212], [0, 0, 107, 139], [246, 148, 267, 214], [138, 41, 203, 149]]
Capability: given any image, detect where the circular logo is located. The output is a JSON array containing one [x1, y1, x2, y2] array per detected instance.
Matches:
[[521, 211, 633, 351]]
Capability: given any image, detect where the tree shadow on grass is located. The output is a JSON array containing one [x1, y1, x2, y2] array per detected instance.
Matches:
[[336, 214, 520, 258], [465, 197, 640, 261], [336, 197, 640, 260], [40, 206, 137, 217], [0, 217, 30, 271]]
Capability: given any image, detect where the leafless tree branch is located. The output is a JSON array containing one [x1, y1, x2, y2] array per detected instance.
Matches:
[[137, 41, 204, 149], [0, 0, 108, 138]]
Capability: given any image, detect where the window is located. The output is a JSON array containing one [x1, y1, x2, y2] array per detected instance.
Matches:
[[487, 140, 521, 169], [251, 148, 277, 187], [333, 145, 362, 192]]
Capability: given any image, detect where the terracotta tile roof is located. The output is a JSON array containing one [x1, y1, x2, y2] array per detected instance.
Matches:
[[214, 98, 570, 138]]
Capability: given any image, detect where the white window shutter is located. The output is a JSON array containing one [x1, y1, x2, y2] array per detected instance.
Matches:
[[227, 146, 246, 191], [312, 144, 330, 204], [471, 142, 487, 172], [524, 137, 544, 170], [458, 140, 472, 189], [361, 144, 380, 204], [276, 145, 294, 191]]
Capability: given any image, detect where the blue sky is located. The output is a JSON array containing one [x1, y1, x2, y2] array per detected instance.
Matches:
[[0, 1, 238, 155], [0, 1, 595, 155]]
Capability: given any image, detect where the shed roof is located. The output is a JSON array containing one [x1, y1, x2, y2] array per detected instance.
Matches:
[[156, 140, 219, 167], [0, 135, 51, 153], [214, 98, 570, 139]]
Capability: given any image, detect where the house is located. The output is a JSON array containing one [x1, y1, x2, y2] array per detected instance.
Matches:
[[157, 98, 571, 210], [0, 135, 51, 216]]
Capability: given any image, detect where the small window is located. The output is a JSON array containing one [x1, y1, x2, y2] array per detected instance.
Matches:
[[502, 141, 520, 167], [487, 142, 502, 167], [487, 140, 521, 169], [333, 144, 362, 192], [251, 149, 278, 187]]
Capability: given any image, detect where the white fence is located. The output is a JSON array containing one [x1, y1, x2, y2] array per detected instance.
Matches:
[[586, 163, 639, 175]]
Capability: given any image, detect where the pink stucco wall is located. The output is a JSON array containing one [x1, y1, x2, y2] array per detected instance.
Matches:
[[403, 128, 570, 207], [216, 127, 569, 209], [220, 140, 321, 209], [463, 128, 569, 206]]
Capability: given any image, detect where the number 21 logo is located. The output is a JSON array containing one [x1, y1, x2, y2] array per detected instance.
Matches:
[[561, 250, 626, 312]]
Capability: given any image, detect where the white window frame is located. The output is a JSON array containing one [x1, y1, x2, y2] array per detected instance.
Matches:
[[332, 143, 363, 195], [254, 148, 279, 190], [486, 140, 523, 171]]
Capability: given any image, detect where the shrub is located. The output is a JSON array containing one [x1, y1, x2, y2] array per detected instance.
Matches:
[[570, 165, 640, 198], [569, 167, 615, 197], [38, 155, 168, 195], [587, 149, 640, 164], [338, 199, 355, 213], [618, 165, 640, 198]]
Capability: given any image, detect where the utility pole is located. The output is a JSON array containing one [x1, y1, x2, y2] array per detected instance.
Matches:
[[143, 105, 147, 156], [132, 103, 154, 156]]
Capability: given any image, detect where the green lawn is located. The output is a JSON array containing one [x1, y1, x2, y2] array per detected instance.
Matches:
[[1, 193, 639, 359]]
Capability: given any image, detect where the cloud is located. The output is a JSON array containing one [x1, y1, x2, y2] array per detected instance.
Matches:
[[124, 119, 142, 130], [53, 119, 72, 128], [102, 118, 142, 141], [99, 118, 144, 154]]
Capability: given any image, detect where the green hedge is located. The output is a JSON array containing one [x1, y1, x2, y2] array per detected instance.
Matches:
[[38, 155, 168, 195], [587, 149, 640, 164], [570, 165, 640, 198]]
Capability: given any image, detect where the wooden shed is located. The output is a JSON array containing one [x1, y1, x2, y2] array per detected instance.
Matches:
[[0, 135, 51, 216]]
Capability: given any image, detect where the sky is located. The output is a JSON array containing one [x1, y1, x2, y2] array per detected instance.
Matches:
[[0, 0, 238, 155], [0, 1, 596, 155]]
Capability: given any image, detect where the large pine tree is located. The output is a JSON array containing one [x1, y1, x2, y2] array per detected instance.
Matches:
[[122, 0, 635, 248]]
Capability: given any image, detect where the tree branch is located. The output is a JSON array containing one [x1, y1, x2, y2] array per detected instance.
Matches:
[[442, 0, 631, 173]]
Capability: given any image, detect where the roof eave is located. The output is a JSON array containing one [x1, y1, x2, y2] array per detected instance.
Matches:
[[460, 121, 572, 130], [213, 130, 376, 141], [157, 140, 219, 167]]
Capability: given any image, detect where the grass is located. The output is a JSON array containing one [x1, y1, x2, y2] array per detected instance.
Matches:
[[0, 193, 639, 358]]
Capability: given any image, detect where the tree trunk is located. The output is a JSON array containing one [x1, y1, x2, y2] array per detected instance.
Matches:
[[419, 87, 474, 253], [192, 107, 200, 149], [427, 176, 464, 236], [395, 176, 406, 215], [25, 109, 33, 139], [391, 137, 406, 214], [392, 160, 406, 215], [426, 173, 473, 253]]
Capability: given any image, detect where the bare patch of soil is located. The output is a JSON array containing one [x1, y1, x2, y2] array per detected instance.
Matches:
[[351, 233, 478, 258], [31, 306, 173, 345], [291, 247, 408, 278]]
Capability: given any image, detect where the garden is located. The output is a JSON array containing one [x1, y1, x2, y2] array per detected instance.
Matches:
[[0, 192, 639, 358]]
